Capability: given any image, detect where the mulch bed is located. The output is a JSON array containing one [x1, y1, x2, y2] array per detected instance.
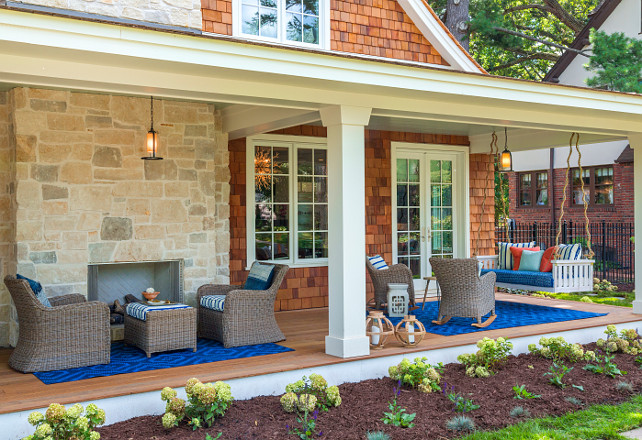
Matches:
[[97, 342, 642, 440]]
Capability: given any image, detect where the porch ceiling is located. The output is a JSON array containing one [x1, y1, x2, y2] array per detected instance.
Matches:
[[0, 7, 640, 151]]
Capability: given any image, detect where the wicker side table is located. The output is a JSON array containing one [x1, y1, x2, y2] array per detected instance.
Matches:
[[124, 306, 197, 358]]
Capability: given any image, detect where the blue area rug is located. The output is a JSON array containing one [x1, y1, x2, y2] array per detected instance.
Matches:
[[386, 300, 607, 336], [34, 338, 294, 385]]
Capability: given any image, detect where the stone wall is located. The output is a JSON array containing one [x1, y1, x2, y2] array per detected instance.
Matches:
[[20, 0, 203, 30], [3, 87, 229, 347], [0, 91, 16, 347]]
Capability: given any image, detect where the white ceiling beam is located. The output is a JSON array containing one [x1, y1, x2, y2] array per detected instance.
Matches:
[[222, 105, 321, 140]]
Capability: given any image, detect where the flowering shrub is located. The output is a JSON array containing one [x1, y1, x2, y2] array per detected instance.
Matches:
[[160, 378, 233, 430], [458, 337, 513, 377], [281, 374, 341, 412], [528, 336, 591, 363], [388, 357, 443, 393], [23, 402, 105, 440], [596, 325, 642, 355], [594, 278, 618, 293]]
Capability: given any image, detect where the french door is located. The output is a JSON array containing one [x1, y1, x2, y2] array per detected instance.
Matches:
[[392, 145, 468, 291]]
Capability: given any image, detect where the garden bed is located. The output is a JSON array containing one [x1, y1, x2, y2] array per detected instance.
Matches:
[[96, 341, 642, 440]]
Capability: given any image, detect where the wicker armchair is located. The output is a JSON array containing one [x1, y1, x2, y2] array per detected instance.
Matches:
[[365, 257, 415, 309], [429, 258, 497, 328], [197, 263, 289, 348], [4, 275, 110, 373]]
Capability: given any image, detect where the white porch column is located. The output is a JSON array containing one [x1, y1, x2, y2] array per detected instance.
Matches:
[[630, 134, 642, 314], [320, 105, 372, 358]]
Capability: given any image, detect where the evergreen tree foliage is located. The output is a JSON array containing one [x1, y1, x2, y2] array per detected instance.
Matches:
[[585, 30, 642, 93]]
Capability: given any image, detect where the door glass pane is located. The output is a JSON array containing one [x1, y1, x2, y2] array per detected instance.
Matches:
[[298, 176, 313, 202], [429, 159, 454, 260], [397, 185, 408, 206], [431, 208, 441, 230], [273, 147, 289, 174], [314, 149, 327, 175], [314, 177, 327, 203], [430, 160, 441, 183], [396, 159, 408, 182], [273, 176, 289, 203], [442, 161, 452, 183], [397, 208, 408, 231], [443, 232, 453, 253], [409, 208, 420, 231], [431, 231, 442, 253], [298, 149, 312, 174], [409, 159, 420, 182], [431, 185, 441, 206], [398, 233, 409, 255], [297, 204, 313, 230], [442, 184, 452, 206], [408, 185, 420, 206], [408, 257, 420, 279], [442, 208, 452, 230], [409, 232, 420, 255]]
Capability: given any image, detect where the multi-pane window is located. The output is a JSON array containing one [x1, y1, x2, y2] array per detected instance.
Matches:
[[240, 0, 321, 45], [572, 166, 614, 205], [396, 158, 421, 278], [251, 140, 328, 264], [430, 159, 453, 260], [518, 171, 548, 207]]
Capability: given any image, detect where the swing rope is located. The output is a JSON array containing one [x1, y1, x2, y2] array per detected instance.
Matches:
[[575, 134, 595, 259], [474, 131, 498, 257]]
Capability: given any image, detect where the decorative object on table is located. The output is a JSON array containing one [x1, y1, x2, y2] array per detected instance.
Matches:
[[430, 257, 498, 328], [394, 315, 426, 347], [365, 310, 394, 349], [197, 262, 289, 348], [387, 283, 409, 317], [366, 256, 415, 309], [3, 275, 110, 373], [147, 299, 170, 306], [142, 287, 159, 301]]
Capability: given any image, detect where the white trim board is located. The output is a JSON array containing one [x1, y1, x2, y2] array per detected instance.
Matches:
[[2, 320, 639, 440]]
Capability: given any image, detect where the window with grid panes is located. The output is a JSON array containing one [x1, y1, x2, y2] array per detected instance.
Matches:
[[252, 141, 328, 264], [430, 159, 453, 260], [572, 166, 614, 206], [518, 171, 548, 207], [239, 0, 322, 46]]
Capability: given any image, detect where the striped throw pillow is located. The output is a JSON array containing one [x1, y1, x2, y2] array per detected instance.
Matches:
[[557, 243, 582, 261], [368, 255, 389, 270], [200, 295, 226, 312], [498, 242, 536, 270], [244, 261, 275, 290]]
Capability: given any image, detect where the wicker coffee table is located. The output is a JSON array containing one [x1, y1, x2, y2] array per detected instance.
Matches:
[[124, 304, 197, 358]]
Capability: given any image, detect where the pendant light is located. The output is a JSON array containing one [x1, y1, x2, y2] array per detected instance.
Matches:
[[142, 96, 162, 160], [498, 127, 513, 172]]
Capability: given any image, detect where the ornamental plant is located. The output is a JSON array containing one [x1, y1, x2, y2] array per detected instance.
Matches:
[[457, 337, 513, 377], [23, 402, 105, 440], [528, 336, 590, 363], [388, 357, 443, 393], [381, 380, 416, 428], [594, 278, 618, 293], [597, 325, 642, 355], [160, 378, 233, 430], [280, 374, 341, 412]]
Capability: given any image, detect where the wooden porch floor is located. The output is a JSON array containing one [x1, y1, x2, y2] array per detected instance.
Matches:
[[1, 293, 640, 415]]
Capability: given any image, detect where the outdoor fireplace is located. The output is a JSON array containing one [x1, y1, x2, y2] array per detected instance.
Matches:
[[88, 260, 184, 305]]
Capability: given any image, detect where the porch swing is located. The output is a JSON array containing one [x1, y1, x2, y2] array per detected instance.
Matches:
[[476, 132, 595, 293]]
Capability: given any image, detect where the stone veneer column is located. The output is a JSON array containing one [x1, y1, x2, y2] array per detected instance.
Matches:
[[3, 87, 230, 347]]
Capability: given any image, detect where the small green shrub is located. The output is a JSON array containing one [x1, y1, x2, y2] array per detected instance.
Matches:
[[597, 325, 642, 355], [544, 362, 573, 388], [443, 385, 480, 413], [616, 381, 634, 393], [365, 431, 391, 440], [583, 352, 626, 378], [512, 384, 541, 399], [594, 278, 618, 293], [445, 415, 475, 432], [381, 381, 416, 428], [388, 357, 443, 393], [457, 337, 513, 377], [565, 396, 583, 406], [509, 406, 530, 418], [528, 336, 588, 363], [281, 374, 341, 412], [288, 408, 320, 439], [23, 403, 105, 440], [160, 378, 233, 430]]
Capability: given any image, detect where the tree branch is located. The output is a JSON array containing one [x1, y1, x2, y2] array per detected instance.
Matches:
[[488, 53, 560, 71], [505, 4, 551, 14], [514, 25, 573, 46], [541, 0, 584, 33], [493, 26, 590, 57], [505, 47, 559, 61]]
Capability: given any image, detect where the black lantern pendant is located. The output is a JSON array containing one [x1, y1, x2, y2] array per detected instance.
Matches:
[[498, 127, 513, 172], [142, 96, 162, 160]]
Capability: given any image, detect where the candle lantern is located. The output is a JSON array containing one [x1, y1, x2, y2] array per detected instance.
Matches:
[[365, 310, 394, 349], [394, 315, 426, 347]]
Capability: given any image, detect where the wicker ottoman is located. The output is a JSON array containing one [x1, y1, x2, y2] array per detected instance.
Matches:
[[124, 305, 197, 358]]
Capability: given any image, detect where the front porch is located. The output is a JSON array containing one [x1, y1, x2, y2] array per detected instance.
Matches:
[[2, 294, 641, 439]]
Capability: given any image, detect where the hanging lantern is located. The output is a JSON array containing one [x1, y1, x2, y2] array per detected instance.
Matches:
[[365, 311, 394, 349], [498, 127, 512, 172], [142, 96, 162, 160], [394, 315, 426, 347]]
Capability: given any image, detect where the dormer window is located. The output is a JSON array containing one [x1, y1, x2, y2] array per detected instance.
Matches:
[[236, 0, 326, 47]]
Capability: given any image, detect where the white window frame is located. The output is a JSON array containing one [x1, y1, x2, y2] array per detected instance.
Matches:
[[232, 0, 330, 50], [246, 134, 329, 268]]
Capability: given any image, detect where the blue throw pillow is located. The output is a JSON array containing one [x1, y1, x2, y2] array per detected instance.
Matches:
[[244, 262, 275, 290], [17, 274, 51, 307], [519, 250, 545, 272]]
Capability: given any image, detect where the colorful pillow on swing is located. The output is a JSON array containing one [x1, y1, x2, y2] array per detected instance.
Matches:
[[509, 246, 540, 271], [540, 246, 556, 272], [557, 243, 582, 261], [498, 241, 536, 270]]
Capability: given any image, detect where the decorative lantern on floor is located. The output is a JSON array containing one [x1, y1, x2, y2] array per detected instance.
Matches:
[[394, 315, 426, 347], [387, 283, 409, 318], [365, 310, 394, 349]]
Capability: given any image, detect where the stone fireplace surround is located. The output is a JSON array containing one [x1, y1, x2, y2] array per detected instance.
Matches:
[[0, 88, 231, 347]]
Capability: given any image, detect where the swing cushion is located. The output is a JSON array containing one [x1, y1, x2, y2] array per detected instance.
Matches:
[[481, 269, 554, 288], [498, 242, 536, 270], [509, 246, 540, 271]]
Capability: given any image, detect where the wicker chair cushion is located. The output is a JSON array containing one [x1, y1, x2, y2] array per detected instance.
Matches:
[[244, 262, 275, 290], [200, 295, 226, 312], [367, 255, 389, 270], [481, 268, 554, 288], [126, 303, 191, 321], [498, 242, 536, 270], [17, 274, 50, 307]]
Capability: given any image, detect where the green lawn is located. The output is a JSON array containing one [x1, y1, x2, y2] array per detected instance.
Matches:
[[538, 291, 634, 308], [461, 395, 642, 439]]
